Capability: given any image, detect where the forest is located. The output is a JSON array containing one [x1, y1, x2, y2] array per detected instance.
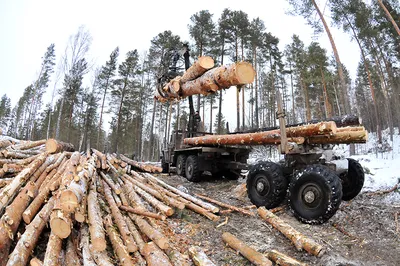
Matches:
[[0, 0, 399, 161]]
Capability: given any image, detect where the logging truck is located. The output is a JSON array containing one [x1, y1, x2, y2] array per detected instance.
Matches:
[[157, 48, 365, 224]]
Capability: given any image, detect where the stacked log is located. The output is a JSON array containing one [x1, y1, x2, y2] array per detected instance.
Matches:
[[184, 120, 367, 147], [155, 59, 255, 102]]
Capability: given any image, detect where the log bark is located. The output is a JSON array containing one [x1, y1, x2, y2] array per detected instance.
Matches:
[[142, 242, 173, 266], [195, 194, 254, 216], [74, 193, 87, 222], [50, 197, 72, 239], [222, 232, 272, 266], [92, 148, 108, 169], [89, 244, 114, 266], [156, 62, 255, 102], [183, 122, 337, 146], [188, 246, 216, 266], [0, 140, 13, 149], [124, 216, 146, 253], [43, 231, 63, 266], [168, 250, 192, 266], [100, 171, 121, 194], [45, 139, 75, 153], [45, 152, 66, 173], [87, 178, 107, 251], [0, 182, 37, 264], [6, 197, 55, 266], [0, 152, 47, 212], [267, 250, 307, 266], [120, 205, 166, 220], [0, 155, 39, 167], [30, 258, 43, 266], [0, 178, 12, 188], [2, 163, 24, 174], [144, 173, 219, 213], [31, 154, 57, 182], [65, 236, 80, 266], [124, 173, 185, 209], [306, 129, 368, 144], [80, 225, 97, 266], [59, 156, 95, 213], [104, 215, 135, 266], [130, 213, 170, 250], [101, 180, 138, 252], [257, 207, 324, 257], [181, 56, 215, 83], [10, 139, 46, 151], [120, 154, 162, 173]]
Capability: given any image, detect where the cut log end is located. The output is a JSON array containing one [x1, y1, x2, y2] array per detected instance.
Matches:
[[198, 56, 214, 69], [45, 139, 59, 153], [59, 190, 79, 212], [50, 216, 72, 239], [236, 62, 256, 84]]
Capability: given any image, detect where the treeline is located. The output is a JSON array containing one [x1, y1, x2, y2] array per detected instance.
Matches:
[[0, 0, 399, 160]]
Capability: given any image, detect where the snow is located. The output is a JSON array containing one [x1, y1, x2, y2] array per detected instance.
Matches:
[[248, 128, 400, 199]]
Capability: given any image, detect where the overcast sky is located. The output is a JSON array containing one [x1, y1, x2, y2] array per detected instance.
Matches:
[[0, 0, 360, 130]]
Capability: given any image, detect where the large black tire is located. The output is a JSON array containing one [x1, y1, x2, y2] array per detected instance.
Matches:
[[185, 155, 201, 182], [246, 162, 288, 209], [176, 155, 187, 176], [288, 165, 342, 224], [340, 158, 365, 201]]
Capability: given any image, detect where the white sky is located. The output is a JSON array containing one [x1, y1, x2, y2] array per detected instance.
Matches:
[[0, 0, 360, 130]]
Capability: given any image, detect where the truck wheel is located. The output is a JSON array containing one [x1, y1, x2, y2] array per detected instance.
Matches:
[[176, 155, 187, 176], [288, 165, 342, 224], [246, 162, 288, 209], [340, 158, 364, 201], [185, 155, 201, 182]]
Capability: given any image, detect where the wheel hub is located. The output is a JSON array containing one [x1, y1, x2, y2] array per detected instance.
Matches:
[[254, 175, 270, 196], [256, 182, 265, 192], [301, 184, 322, 208]]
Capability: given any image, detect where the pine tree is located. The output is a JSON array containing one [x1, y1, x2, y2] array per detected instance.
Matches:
[[97, 47, 119, 149], [0, 94, 11, 132]]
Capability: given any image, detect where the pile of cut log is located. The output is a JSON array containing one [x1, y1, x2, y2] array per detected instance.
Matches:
[[183, 119, 368, 147], [0, 137, 324, 265], [155, 56, 255, 102]]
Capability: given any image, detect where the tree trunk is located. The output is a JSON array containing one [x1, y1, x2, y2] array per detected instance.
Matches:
[[377, 0, 400, 36], [311, 0, 349, 114], [258, 207, 325, 257], [148, 99, 157, 160], [142, 242, 172, 266], [320, 67, 332, 118], [217, 44, 225, 134], [97, 79, 110, 149], [222, 232, 272, 266], [6, 197, 55, 266]]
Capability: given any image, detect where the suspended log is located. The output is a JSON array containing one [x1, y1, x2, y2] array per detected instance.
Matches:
[[181, 56, 215, 83], [43, 231, 63, 266], [267, 249, 307, 266], [258, 207, 324, 257], [104, 215, 135, 266], [156, 62, 255, 102], [0, 182, 37, 264], [144, 173, 219, 213], [184, 122, 337, 146], [195, 194, 254, 216], [306, 129, 368, 144], [65, 236, 80, 266], [6, 197, 55, 266], [120, 154, 162, 173], [120, 205, 166, 220], [81, 225, 97, 266], [45, 139, 75, 153], [101, 180, 138, 253], [188, 246, 216, 266], [87, 178, 107, 251], [0, 152, 47, 212], [143, 242, 173, 266], [222, 232, 272, 266]]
